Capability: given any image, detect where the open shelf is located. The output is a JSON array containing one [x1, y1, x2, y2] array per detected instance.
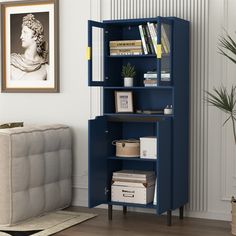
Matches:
[[108, 156, 157, 162], [107, 54, 156, 58], [107, 53, 170, 59], [104, 86, 173, 90], [108, 201, 157, 209], [105, 113, 173, 122]]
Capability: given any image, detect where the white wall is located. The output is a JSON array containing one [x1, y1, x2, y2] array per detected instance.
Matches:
[[0, 0, 92, 206], [208, 0, 236, 221]]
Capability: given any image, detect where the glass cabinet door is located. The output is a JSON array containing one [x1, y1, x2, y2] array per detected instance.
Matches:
[[88, 20, 105, 86], [156, 17, 172, 86]]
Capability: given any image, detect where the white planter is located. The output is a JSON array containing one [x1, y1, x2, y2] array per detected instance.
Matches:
[[124, 77, 133, 87]]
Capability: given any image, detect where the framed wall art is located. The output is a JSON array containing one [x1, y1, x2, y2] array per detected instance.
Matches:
[[1, 0, 59, 92], [115, 91, 133, 113]]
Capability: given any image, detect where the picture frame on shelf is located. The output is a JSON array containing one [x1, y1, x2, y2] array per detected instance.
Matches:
[[115, 91, 133, 113], [1, 0, 59, 93]]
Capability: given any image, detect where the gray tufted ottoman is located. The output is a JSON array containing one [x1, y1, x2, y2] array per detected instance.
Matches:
[[0, 125, 72, 226]]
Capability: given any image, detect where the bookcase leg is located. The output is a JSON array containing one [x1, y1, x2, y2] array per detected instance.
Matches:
[[108, 205, 113, 220], [123, 206, 127, 215], [167, 210, 172, 226], [179, 206, 184, 219]]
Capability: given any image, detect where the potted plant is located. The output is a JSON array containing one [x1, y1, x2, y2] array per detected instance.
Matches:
[[206, 32, 236, 235], [121, 63, 136, 87]]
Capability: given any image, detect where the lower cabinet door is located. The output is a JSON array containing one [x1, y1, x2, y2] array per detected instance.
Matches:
[[88, 116, 108, 207], [157, 118, 172, 214]]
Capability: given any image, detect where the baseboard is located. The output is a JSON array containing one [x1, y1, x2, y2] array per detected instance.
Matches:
[[71, 186, 231, 221]]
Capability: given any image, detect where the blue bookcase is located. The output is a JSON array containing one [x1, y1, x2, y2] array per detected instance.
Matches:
[[87, 17, 189, 226]]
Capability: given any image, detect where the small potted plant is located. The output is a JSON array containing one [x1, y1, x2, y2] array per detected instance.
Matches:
[[121, 63, 136, 87]]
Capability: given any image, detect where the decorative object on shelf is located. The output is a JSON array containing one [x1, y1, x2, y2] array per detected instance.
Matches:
[[164, 105, 173, 115], [112, 139, 140, 158], [115, 91, 133, 113], [144, 70, 158, 86], [1, 0, 59, 93], [140, 137, 157, 159], [136, 109, 163, 114], [121, 63, 136, 87], [111, 170, 155, 204]]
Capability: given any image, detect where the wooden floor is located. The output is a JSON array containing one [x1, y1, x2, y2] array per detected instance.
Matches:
[[55, 207, 231, 236]]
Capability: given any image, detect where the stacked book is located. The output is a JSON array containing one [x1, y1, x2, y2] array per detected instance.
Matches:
[[109, 40, 142, 56], [161, 71, 171, 82], [138, 22, 170, 55], [111, 170, 156, 204], [144, 71, 158, 87], [143, 71, 171, 86], [112, 170, 156, 184]]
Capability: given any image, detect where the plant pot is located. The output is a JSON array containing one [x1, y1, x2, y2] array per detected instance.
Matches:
[[124, 77, 133, 87], [232, 197, 236, 235]]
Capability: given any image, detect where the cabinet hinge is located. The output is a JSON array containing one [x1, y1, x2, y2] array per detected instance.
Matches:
[[104, 187, 109, 195], [157, 44, 162, 59], [86, 47, 91, 60]]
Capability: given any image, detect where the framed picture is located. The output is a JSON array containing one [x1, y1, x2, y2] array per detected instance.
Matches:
[[115, 91, 133, 113], [1, 0, 59, 93]]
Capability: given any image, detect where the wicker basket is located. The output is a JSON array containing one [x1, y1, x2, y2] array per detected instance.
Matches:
[[112, 139, 140, 157]]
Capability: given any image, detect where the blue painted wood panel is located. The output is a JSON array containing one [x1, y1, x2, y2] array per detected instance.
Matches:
[[157, 118, 172, 214], [88, 16, 189, 215], [88, 116, 108, 207], [171, 18, 190, 210]]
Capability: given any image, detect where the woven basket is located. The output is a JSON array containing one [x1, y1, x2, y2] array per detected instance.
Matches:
[[112, 139, 140, 157]]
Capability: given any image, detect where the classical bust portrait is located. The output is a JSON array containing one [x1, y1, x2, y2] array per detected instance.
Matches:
[[11, 14, 49, 81]]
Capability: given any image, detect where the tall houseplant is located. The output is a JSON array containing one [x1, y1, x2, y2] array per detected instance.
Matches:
[[206, 32, 236, 235], [206, 32, 236, 144]]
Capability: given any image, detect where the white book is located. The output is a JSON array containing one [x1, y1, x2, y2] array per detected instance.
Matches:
[[144, 84, 158, 87], [110, 52, 142, 56], [144, 74, 157, 79], [147, 22, 157, 54], [113, 170, 155, 178], [138, 25, 148, 54]]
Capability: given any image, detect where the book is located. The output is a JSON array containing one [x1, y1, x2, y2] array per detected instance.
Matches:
[[112, 180, 155, 187], [110, 48, 143, 55], [142, 25, 151, 54], [109, 40, 142, 47], [110, 52, 142, 56], [144, 79, 158, 84], [110, 45, 142, 50], [147, 22, 157, 54], [138, 25, 148, 54], [145, 25, 155, 54], [144, 79, 158, 87], [113, 170, 155, 178], [144, 73, 157, 79]]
